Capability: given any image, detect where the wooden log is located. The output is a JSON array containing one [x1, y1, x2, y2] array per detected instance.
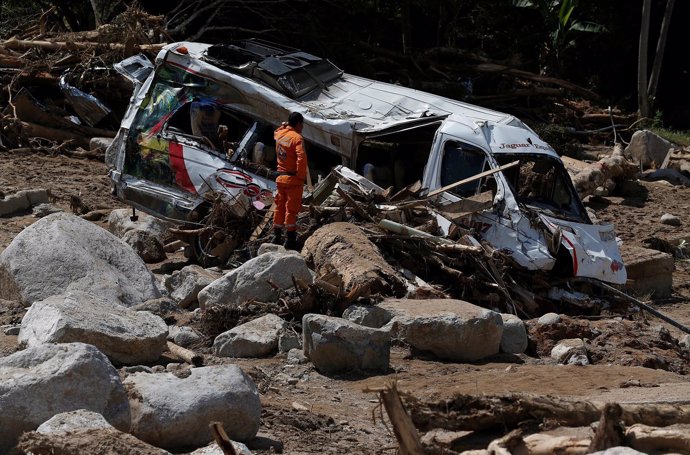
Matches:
[[587, 403, 624, 452], [406, 393, 690, 433], [425, 160, 519, 199], [209, 422, 239, 455], [521, 431, 591, 455], [167, 341, 203, 367], [569, 144, 638, 198], [3, 38, 166, 53], [302, 222, 406, 297], [364, 383, 424, 455], [625, 423, 690, 453]]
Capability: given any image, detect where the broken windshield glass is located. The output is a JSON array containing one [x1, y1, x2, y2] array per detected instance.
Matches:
[[497, 154, 587, 222]]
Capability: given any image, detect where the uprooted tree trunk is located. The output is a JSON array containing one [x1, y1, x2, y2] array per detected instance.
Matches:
[[405, 393, 690, 433], [569, 144, 639, 198], [302, 222, 407, 300]]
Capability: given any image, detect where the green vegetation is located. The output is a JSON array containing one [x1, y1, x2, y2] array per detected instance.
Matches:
[[648, 127, 690, 147]]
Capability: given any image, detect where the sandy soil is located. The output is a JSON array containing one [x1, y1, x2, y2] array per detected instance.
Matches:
[[2, 149, 690, 454]]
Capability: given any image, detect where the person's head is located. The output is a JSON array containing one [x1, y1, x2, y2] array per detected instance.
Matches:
[[288, 111, 304, 133]]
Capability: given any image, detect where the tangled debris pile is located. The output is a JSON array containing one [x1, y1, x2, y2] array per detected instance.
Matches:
[[0, 6, 166, 154]]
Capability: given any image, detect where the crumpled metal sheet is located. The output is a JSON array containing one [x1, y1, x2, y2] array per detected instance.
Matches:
[[59, 73, 111, 127]]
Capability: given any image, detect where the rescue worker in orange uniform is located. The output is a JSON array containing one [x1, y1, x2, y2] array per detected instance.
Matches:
[[271, 112, 307, 250]]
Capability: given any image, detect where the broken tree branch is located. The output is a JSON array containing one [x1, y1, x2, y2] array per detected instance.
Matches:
[[364, 383, 424, 455], [209, 422, 239, 455], [425, 160, 520, 199], [167, 341, 203, 367]]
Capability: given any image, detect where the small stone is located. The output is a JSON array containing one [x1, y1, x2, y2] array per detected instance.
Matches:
[[32, 203, 62, 218], [660, 213, 681, 226], [287, 348, 308, 365], [173, 326, 202, 348], [538, 312, 561, 325], [3, 325, 20, 336], [551, 338, 589, 365], [278, 332, 301, 352], [123, 365, 154, 374], [680, 334, 690, 348], [287, 377, 299, 385]]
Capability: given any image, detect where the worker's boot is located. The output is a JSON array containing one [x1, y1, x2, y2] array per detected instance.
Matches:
[[270, 228, 283, 245], [284, 230, 298, 251]]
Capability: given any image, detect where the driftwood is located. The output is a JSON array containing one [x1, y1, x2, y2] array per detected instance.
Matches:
[[2, 37, 165, 53], [425, 160, 519, 199], [587, 403, 624, 452], [209, 422, 239, 455], [625, 423, 690, 453], [520, 431, 591, 455], [302, 222, 407, 297], [167, 341, 203, 367], [569, 144, 639, 198], [406, 393, 690, 433], [365, 383, 424, 455]]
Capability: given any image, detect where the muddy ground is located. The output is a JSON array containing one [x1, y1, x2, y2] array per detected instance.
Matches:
[[2, 149, 690, 454]]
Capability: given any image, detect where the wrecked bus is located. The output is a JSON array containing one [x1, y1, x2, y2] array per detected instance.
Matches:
[[107, 39, 626, 285]]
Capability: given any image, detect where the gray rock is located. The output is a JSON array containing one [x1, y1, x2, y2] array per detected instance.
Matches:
[[3, 324, 20, 335], [551, 338, 589, 365], [122, 229, 167, 263], [537, 312, 561, 325], [36, 409, 112, 434], [0, 191, 30, 217], [125, 365, 261, 448], [278, 331, 301, 352], [625, 129, 674, 169], [122, 365, 154, 374], [0, 212, 161, 306], [287, 348, 308, 365], [342, 303, 391, 328], [660, 213, 681, 226], [499, 314, 528, 354], [90, 136, 113, 153], [379, 299, 503, 362], [0, 343, 130, 453], [107, 208, 170, 242], [32, 203, 62, 218], [131, 297, 181, 316], [213, 314, 286, 358], [198, 252, 313, 309], [257, 243, 286, 255], [26, 409, 171, 455], [173, 326, 202, 348], [164, 265, 220, 308], [680, 334, 690, 349], [190, 441, 252, 455], [590, 448, 647, 455], [19, 292, 168, 365], [303, 314, 390, 373]]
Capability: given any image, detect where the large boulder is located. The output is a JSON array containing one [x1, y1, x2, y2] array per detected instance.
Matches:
[[198, 251, 312, 309], [125, 365, 261, 449], [303, 314, 390, 373], [0, 212, 161, 306], [213, 314, 287, 358], [624, 129, 674, 169], [19, 292, 168, 365], [165, 265, 221, 308], [0, 343, 130, 453], [20, 410, 170, 455], [379, 299, 503, 362]]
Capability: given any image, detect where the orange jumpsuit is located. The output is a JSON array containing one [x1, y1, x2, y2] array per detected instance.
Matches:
[[273, 125, 307, 232]]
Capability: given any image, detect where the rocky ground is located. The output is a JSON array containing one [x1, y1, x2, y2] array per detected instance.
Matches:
[[2, 148, 690, 455]]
